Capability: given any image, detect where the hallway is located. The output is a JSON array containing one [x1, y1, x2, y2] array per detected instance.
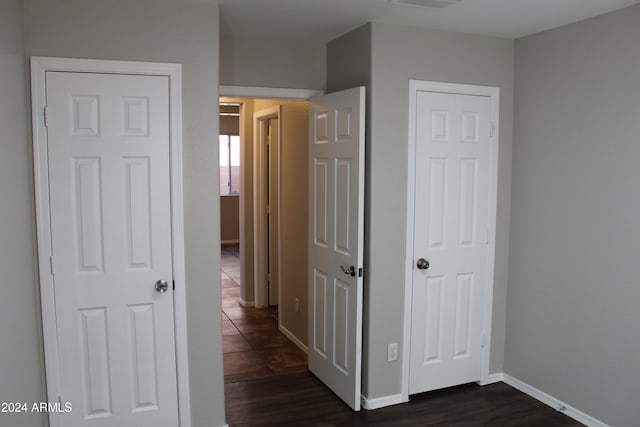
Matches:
[[221, 244, 307, 384]]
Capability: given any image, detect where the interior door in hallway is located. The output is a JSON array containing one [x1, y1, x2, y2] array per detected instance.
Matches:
[[409, 90, 493, 394], [46, 71, 179, 426], [308, 86, 365, 411]]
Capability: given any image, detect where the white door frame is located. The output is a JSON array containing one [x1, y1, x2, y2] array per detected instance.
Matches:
[[220, 85, 322, 101], [401, 80, 500, 402], [31, 57, 191, 427], [253, 106, 281, 308]]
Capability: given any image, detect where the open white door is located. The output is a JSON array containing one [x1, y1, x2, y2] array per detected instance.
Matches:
[[308, 87, 365, 411]]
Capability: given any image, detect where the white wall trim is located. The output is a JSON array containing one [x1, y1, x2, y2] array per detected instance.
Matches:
[[220, 85, 323, 100], [30, 56, 191, 427], [402, 80, 500, 401], [239, 298, 255, 308], [502, 374, 609, 427], [279, 324, 309, 353], [482, 372, 504, 385], [361, 394, 406, 410]]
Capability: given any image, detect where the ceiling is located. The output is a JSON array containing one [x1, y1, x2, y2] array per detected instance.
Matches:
[[219, 0, 639, 43]]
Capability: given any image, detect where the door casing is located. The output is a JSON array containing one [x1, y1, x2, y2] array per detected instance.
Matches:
[[402, 80, 500, 402], [31, 57, 191, 427], [253, 106, 281, 308]]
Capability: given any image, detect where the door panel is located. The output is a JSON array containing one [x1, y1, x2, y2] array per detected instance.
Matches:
[[46, 71, 178, 426], [335, 159, 352, 255], [409, 91, 492, 394], [308, 87, 365, 411], [313, 158, 329, 247]]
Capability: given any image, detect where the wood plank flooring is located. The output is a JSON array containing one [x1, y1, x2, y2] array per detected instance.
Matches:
[[221, 245, 307, 385], [226, 372, 582, 427], [220, 244, 582, 427]]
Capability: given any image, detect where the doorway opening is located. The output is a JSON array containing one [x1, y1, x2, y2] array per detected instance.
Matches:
[[218, 96, 311, 389], [217, 85, 368, 423]]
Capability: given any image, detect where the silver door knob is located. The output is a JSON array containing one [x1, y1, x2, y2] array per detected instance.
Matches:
[[340, 265, 356, 277], [416, 258, 430, 270], [155, 279, 169, 293]]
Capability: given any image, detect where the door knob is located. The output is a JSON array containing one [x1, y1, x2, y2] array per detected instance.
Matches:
[[155, 279, 169, 293], [340, 265, 356, 277], [416, 258, 430, 270]]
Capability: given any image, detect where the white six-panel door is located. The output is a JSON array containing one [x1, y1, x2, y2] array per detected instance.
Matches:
[[409, 90, 494, 394], [46, 71, 179, 426], [308, 87, 365, 411]]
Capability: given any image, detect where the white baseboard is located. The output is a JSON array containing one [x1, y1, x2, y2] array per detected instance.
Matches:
[[361, 393, 406, 410], [502, 374, 609, 427], [279, 324, 308, 353], [239, 298, 254, 308], [482, 372, 504, 385]]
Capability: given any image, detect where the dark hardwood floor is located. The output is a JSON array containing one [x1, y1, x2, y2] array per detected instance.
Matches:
[[220, 244, 581, 427], [221, 244, 307, 385]]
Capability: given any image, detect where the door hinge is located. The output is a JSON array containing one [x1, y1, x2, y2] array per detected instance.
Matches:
[[49, 255, 55, 276], [489, 121, 495, 138], [44, 106, 50, 127], [172, 280, 175, 291]]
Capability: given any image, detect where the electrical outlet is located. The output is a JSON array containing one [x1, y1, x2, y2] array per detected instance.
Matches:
[[294, 298, 300, 313], [387, 343, 398, 362]]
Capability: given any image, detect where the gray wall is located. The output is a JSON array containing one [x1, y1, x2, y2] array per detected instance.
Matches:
[[24, 0, 226, 425], [0, 1, 46, 426], [220, 35, 326, 91], [507, 5, 640, 426], [328, 23, 514, 400], [326, 24, 372, 95]]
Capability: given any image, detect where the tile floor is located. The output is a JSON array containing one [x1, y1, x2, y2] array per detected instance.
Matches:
[[220, 244, 307, 384]]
